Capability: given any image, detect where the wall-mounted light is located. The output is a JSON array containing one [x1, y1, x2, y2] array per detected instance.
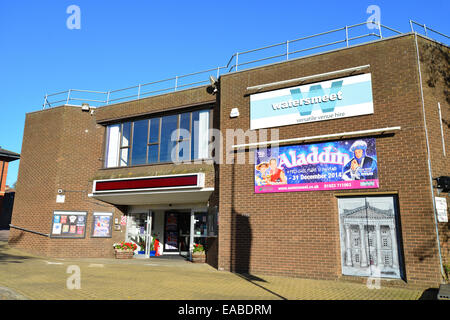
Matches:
[[206, 75, 218, 95], [434, 176, 450, 194], [230, 108, 239, 118], [81, 103, 90, 112]]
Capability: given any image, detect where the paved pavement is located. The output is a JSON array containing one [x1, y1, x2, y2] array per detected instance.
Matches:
[[0, 230, 9, 241], [0, 241, 431, 300]]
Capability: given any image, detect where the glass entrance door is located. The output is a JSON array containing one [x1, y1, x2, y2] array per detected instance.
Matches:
[[189, 209, 208, 259], [126, 212, 152, 257], [164, 212, 179, 252]]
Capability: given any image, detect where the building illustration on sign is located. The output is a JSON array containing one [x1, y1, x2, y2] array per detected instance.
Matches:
[[339, 197, 401, 279]]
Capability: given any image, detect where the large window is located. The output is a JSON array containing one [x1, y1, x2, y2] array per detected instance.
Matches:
[[104, 109, 211, 168]]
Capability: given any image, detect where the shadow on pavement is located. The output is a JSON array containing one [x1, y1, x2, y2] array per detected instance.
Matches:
[[236, 273, 287, 300], [0, 234, 34, 264], [418, 288, 439, 300]]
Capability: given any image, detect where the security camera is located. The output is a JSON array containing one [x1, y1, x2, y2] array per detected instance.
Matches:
[[57, 189, 64, 194], [206, 86, 217, 95]]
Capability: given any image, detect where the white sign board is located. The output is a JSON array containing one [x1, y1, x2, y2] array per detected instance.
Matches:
[[435, 197, 448, 223], [250, 73, 374, 130]]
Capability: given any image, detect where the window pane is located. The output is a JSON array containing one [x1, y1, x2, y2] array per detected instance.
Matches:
[[148, 144, 159, 164], [105, 124, 120, 167], [179, 113, 190, 138], [131, 120, 149, 165], [121, 122, 131, 147], [160, 115, 178, 162], [149, 118, 160, 144], [191, 111, 200, 160], [178, 113, 191, 161], [198, 110, 209, 159], [120, 148, 129, 166], [191, 110, 209, 160]]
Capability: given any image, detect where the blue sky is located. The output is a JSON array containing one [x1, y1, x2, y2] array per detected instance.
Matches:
[[0, 0, 449, 186]]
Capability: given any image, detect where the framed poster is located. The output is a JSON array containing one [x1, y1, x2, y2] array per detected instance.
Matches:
[[50, 211, 87, 238], [254, 138, 378, 193], [91, 212, 113, 238]]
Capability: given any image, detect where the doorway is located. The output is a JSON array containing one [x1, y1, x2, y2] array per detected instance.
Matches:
[[163, 211, 191, 258], [125, 211, 152, 257]]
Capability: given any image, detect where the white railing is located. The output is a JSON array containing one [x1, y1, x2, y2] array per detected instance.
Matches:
[[42, 20, 448, 109]]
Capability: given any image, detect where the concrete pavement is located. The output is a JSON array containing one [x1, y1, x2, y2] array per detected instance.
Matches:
[[0, 241, 430, 300]]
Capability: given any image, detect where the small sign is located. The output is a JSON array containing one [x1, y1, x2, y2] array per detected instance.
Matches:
[[436, 197, 448, 223], [56, 195, 65, 203], [230, 108, 239, 118]]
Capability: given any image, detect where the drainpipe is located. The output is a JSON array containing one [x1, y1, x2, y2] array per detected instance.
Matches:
[[413, 32, 446, 282]]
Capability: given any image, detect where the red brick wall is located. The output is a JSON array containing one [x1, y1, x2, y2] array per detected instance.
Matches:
[[217, 34, 444, 286], [417, 36, 450, 271], [9, 106, 125, 258], [10, 85, 219, 259]]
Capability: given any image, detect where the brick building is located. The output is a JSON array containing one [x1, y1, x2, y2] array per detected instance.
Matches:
[[0, 148, 20, 229], [9, 28, 449, 287]]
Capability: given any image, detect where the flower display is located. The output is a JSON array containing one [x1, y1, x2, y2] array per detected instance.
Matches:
[[193, 243, 205, 253], [113, 241, 137, 251]]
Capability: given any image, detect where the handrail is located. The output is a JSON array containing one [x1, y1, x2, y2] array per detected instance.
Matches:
[[41, 20, 448, 110], [9, 224, 50, 237], [410, 20, 450, 39]]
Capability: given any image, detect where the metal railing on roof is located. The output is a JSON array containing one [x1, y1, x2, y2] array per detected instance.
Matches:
[[42, 20, 448, 110]]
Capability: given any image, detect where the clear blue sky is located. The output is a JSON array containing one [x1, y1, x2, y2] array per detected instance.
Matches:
[[1, 0, 449, 186]]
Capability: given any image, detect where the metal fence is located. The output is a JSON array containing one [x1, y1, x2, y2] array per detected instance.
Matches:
[[42, 20, 449, 109]]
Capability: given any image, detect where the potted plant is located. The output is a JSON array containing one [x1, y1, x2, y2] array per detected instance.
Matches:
[[191, 243, 206, 263], [131, 236, 146, 255], [113, 241, 137, 259], [150, 234, 159, 256]]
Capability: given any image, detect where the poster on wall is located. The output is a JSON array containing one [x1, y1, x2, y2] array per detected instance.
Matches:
[[338, 197, 402, 279], [165, 231, 178, 250], [254, 138, 378, 193], [91, 212, 113, 238], [50, 211, 87, 238], [250, 73, 374, 130]]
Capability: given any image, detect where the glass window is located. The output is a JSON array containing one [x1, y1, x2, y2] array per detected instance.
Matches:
[[131, 120, 149, 165], [119, 122, 131, 166], [104, 108, 211, 168], [105, 124, 120, 167], [121, 122, 131, 147], [149, 118, 160, 144], [160, 115, 178, 163], [178, 113, 191, 162]]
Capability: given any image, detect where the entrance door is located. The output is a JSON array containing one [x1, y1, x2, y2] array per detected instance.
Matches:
[[190, 209, 208, 259], [164, 212, 179, 253], [338, 196, 402, 279], [126, 211, 152, 257]]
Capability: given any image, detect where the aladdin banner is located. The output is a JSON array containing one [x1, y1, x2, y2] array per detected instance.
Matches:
[[254, 138, 379, 193]]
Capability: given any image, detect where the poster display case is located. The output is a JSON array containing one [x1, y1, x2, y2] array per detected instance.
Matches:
[[50, 211, 87, 238]]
